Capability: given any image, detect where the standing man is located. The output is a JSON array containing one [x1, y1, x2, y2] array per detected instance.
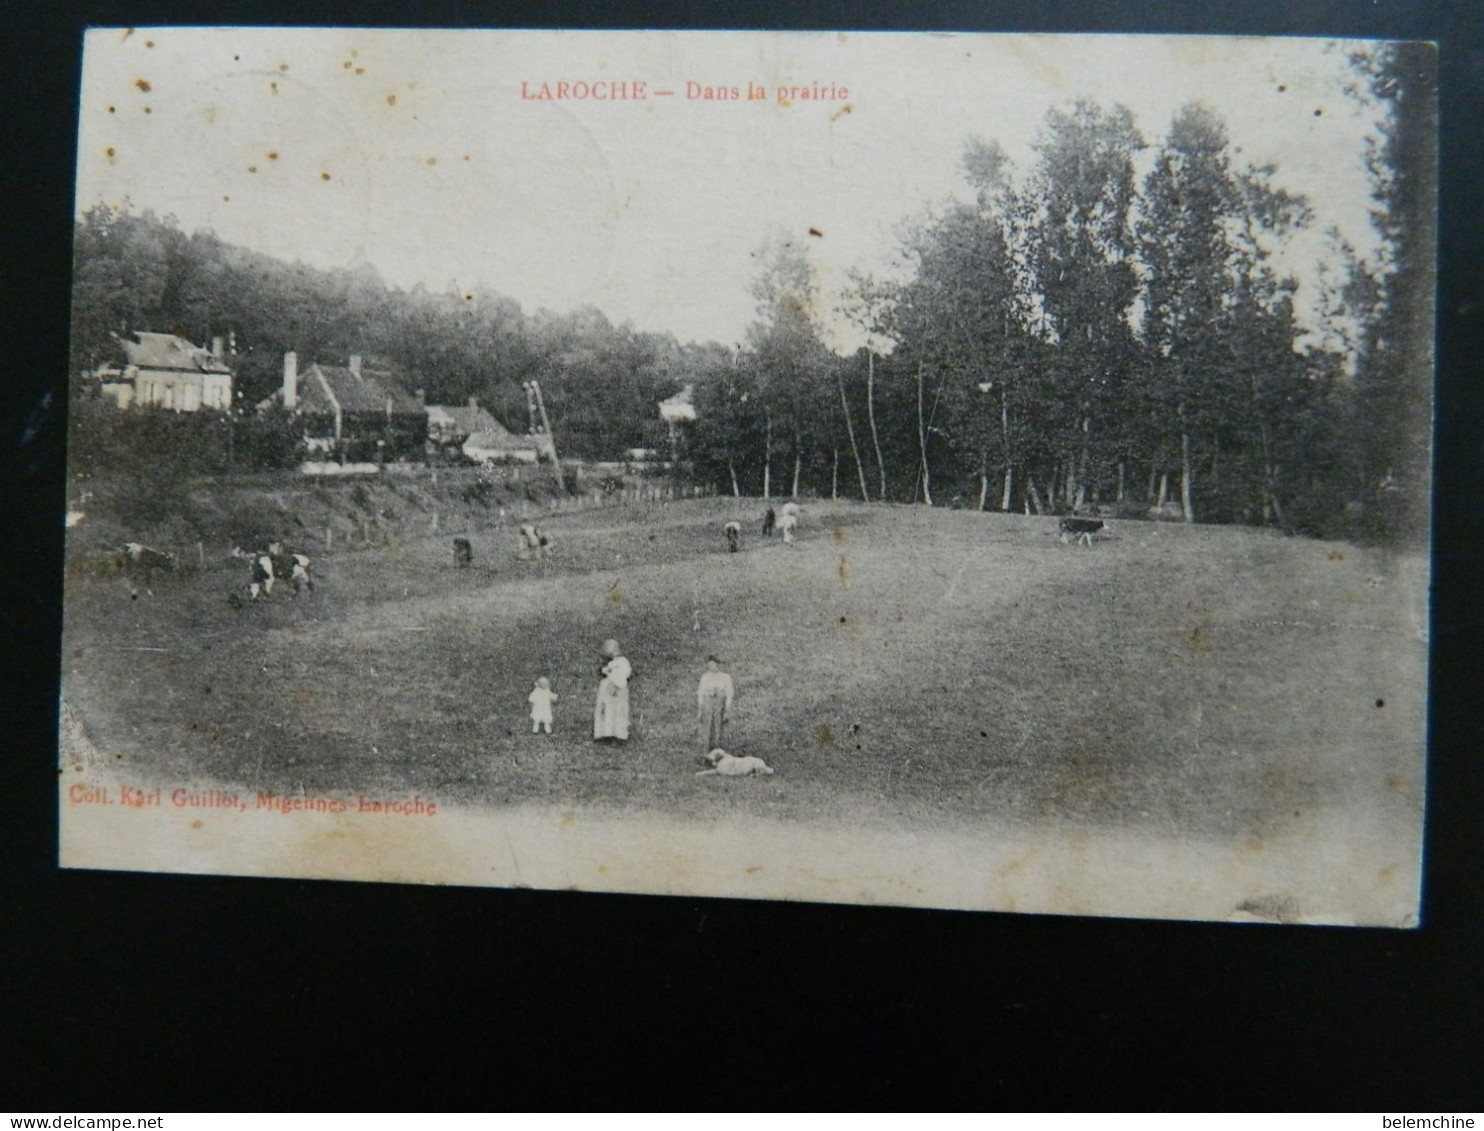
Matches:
[[696, 656, 735, 752]]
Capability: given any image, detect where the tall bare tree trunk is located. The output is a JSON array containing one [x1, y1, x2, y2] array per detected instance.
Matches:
[[1251, 373, 1276, 526], [1180, 429, 1195, 523], [1028, 476, 1045, 515], [831, 447, 839, 500], [728, 457, 740, 498], [1000, 387, 1014, 511], [867, 350, 887, 503], [1157, 472, 1169, 508], [530, 379, 564, 493], [763, 414, 772, 499], [838, 368, 870, 502], [978, 447, 990, 511], [916, 363, 933, 506], [1117, 461, 1126, 503], [1074, 417, 1091, 510], [791, 426, 802, 499]]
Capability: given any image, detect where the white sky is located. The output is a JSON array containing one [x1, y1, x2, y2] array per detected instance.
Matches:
[[76, 29, 1386, 351]]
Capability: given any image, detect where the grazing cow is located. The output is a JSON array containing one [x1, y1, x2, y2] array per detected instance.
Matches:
[[268, 542, 314, 594], [762, 507, 776, 537], [453, 537, 473, 568], [247, 552, 275, 599], [1059, 517, 1108, 547], [240, 542, 313, 599], [724, 521, 741, 553]]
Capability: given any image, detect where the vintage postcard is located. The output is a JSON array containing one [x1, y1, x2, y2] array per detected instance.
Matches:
[[60, 29, 1433, 925]]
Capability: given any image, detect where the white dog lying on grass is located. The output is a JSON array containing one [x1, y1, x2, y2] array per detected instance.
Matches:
[[696, 748, 774, 778]]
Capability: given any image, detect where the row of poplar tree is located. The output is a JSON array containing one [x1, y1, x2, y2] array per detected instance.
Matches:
[[685, 43, 1433, 545]]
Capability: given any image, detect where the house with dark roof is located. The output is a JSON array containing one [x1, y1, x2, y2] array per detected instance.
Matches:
[[257, 352, 428, 462], [116, 331, 234, 412]]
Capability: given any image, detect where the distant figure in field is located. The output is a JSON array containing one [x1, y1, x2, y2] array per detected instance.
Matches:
[[453, 537, 473, 568], [778, 501, 801, 544], [517, 524, 553, 561], [762, 507, 776, 537], [696, 656, 735, 751], [268, 541, 314, 594], [724, 521, 742, 553], [528, 676, 558, 735], [593, 639, 632, 744]]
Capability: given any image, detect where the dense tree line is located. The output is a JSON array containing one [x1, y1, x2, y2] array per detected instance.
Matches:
[[72, 45, 1431, 542], [688, 46, 1433, 545], [70, 208, 700, 461]]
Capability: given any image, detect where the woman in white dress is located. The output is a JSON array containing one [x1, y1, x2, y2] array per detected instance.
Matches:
[[593, 639, 632, 743]]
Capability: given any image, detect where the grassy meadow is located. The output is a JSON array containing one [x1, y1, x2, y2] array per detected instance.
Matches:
[[61, 497, 1426, 844]]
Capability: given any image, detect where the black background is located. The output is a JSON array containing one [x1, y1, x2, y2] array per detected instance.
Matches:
[[4, 1, 1482, 1111]]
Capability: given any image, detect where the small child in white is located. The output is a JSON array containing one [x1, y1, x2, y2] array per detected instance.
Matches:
[[528, 677, 558, 734]]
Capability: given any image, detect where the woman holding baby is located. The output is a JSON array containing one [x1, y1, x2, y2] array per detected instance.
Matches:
[[593, 639, 632, 744]]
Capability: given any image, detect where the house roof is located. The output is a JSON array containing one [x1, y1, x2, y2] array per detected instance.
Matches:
[[308, 365, 424, 415], [465, 420, 547, 452], [427, 403, 501, 436], [121, 332, 232, 375], [659, 383, 697, 422], [259, 362, 424, 416]]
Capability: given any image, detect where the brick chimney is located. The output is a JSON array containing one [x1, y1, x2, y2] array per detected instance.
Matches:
[[283, 351, 298, 410], [210, 336, 224, 359], [415, 388, 425, 404], [348, 354, 362, 377], [468, 395, 478, 408]]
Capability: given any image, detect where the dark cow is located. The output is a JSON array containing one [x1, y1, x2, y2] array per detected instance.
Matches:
[[268, 542, 314, 594], [453, 537, 473, 568], [1058, 517, 1108, 547], [724, 521, 742, 553], [762, 507, 776, 537], [241, 542, 313, 600]]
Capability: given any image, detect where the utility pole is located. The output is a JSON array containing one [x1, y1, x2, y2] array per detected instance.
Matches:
[[527, 380, 564, 492]]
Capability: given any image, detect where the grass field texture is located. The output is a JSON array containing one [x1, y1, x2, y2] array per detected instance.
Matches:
[[62, 499, 1426, 846]]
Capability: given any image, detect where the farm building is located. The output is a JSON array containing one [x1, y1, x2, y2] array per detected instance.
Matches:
[[425, 396, 503, 446], [257, 351, 428, 462], [658, 384, 697, 424], [112, 331, 234, 412], [462, 418, 554, 464], [88, 362, 135, 409], [658, 383, 696, 462]]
